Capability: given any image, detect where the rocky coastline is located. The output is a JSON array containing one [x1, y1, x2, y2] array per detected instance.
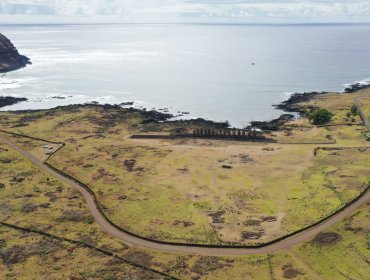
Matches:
[[0, 96, 28, 108], [344, 82, 370, 93], [0, 33, 31, 73], [249, 114, 295, 131], [249, 80, 370, 131], [273, 91, 328, 113]]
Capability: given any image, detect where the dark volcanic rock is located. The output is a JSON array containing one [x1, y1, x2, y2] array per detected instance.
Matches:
[[344, 82, 370, 93], [0, 33, 31, 73], [250, 114, 295, 131], [0, 96, 28, 108], [274, 91, 328, 113]]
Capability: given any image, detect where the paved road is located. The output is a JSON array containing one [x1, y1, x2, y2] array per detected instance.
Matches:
[[0, 133, 369, 256]]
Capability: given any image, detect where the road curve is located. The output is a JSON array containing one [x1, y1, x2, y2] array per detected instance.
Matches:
[[0, 133, 369, 256]]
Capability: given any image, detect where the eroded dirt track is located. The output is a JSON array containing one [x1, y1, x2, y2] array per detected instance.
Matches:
[[0, 133, 369, 256]]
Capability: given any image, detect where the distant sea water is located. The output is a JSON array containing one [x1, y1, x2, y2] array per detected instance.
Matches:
[[1, 23, 370, 127]]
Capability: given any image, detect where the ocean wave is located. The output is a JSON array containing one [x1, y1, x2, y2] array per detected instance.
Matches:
[[343, 78, 370, 87]]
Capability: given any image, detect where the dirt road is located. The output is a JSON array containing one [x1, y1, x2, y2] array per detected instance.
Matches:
[[0, 133, 369, 256]]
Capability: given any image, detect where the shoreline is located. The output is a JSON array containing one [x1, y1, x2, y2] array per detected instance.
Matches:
[[0, 79, 369, 130]]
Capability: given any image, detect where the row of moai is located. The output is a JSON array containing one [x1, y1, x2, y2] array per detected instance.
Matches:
[[192, 128, 263, 139]]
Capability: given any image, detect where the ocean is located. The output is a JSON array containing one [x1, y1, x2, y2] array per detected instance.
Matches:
[[1, 23, 370, 127]]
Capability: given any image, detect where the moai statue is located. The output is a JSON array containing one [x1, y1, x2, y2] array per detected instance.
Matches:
[[248, 130, 252, 138], [252, 130, 257, 138]]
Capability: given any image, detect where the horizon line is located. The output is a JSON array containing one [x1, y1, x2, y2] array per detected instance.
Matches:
[[1, 22, 370, 26]]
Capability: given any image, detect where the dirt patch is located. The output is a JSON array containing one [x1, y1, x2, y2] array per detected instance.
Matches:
[[81, 134, 105, 140], [241, 231, 263, 240], [124, 159, 136, 172], [38, 203, 51, 208], [221, 165, 233, 169], [10, 176, 25, 183], [282, 264, 300, 279], [261, 216, 277, 222], [314, 232, 342, 246], [208, 210, 225, 223], [173, 220, 195, 227], [191, 256, 231, 276], [92, 168, 109, 180], [166, 256, 190, 275], [177, 167, 189, 172], [56, 210, 87, 223], [124, 251, 153, 267], [243, 219, 261, 226], [186, 193, 200, 201], [20, 203, 38, 213], [44, 192, 58, 202], [238, 154, 253, 163], [0, 240, 63, 265]]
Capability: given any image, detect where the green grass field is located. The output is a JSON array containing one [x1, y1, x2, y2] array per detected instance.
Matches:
[[1, 88, 369, 279]]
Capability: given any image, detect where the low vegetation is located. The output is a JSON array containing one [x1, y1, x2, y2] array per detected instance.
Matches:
[[308, 109, 333, 125], [0, 88, 369, 279]]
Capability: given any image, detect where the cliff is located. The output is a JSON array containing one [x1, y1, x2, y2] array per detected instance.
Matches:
[[0, 33, 31, 73]]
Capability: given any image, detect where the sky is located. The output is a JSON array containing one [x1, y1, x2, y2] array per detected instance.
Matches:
[[1, 0, 370, 24]]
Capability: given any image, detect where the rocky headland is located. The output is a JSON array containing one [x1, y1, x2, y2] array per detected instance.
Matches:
[[0, 33, 30, 108], [0, 96, 28, 108], [0, 33, 31, 73]]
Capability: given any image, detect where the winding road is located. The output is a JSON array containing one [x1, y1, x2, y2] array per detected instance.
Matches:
[[0, 132, 369, 256]]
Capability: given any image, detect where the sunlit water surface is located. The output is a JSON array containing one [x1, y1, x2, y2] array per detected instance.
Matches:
[[1, 24, 370, 127]]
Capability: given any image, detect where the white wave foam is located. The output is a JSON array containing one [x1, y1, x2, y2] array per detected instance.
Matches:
[[343, 78, 370, 87]]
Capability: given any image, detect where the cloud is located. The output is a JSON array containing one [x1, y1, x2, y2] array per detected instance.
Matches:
[[0, 0, 370, 23]]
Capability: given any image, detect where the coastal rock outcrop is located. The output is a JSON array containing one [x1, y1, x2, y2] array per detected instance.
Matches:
[[0, 96, 28, 108], [0, 33, 31, 73], [274, 91, 328, 113], [250, 114, 295, 131], [344, 82, 370, 93]]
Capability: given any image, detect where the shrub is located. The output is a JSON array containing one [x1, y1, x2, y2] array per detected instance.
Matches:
[[86, 216, 95, 224], [364, 132, 370, 141], [308, 109, 333, 125], [350, 104, 358, 115]]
